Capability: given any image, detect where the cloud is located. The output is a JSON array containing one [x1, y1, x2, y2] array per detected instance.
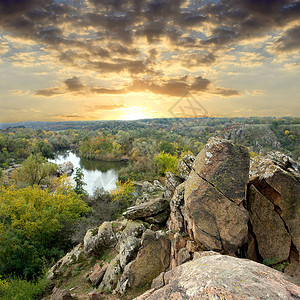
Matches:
[[64, 77, 85, 92], [86, 104, 125, 112], [2, 0, 299, 109], [274, 26, 300, 53], [35, 75, 240, 98]]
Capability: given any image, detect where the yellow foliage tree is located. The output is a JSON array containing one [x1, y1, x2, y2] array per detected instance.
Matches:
[[0, 185, 90, 278]]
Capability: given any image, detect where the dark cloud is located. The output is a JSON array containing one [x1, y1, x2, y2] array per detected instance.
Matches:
[[35, 75, 238, 98], [212, 87, 241, 97], [274, 26, 300, 53], [64, 77, 85, 91], [2, 0, 300, 98], [35, 87, 63, 97]]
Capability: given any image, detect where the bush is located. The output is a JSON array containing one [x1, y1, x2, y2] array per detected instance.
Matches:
[[111, 180, 135, 208], [154, 152, 179, 175], [0, 274, 48, 300]]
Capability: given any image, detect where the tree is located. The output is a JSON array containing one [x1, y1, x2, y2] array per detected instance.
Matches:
[[74, 167, 87, 196], [12, 154, 57, 187], [0, 185, 90, 278], [154, 152, 179, 175]]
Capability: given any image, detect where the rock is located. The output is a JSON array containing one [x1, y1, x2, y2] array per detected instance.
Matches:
[[248, 152, 300, 276], [119, 236, 141, 269], [183, 138, 250, 253], [116, 220, 146, 251], [99, 255, 121, 291], [50, 287, 73, 300], [136, 255, 300, 300], [178, 154, 195, 180], [170, 233, 187, 269], [143, 181, 155, 193], [89, 263, 108, 287], [165, 171, 183, 200], [192, 250, 221, 260], [177, 247, 191, 265], [84, 222, 117, 256], [248, 185, 291, 262], [58, 161, 74, 176], [123, 198, 169, 220], [83, 228, 99, 256], [153, 180, 164, 191], [151, 271, 165, 289], [167, 182, 185, 232], [135, 192, 150, 205], [48, 244, 85, 280], [144, 209, 170, 224], [97, 221, 117, 248], [125, 230, 170, 288]]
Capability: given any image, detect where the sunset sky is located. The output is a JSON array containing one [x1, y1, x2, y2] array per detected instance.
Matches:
[[0, 0, 300, 122]]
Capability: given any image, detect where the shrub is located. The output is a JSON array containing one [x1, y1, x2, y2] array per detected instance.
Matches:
[[0, 274, 49, 300], [154, 152, 179, 175]]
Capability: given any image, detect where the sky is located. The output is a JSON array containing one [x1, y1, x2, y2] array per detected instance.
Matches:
[[0, 0, 300, 123]]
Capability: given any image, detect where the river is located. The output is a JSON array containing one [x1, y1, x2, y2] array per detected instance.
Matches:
[[50, 151, 125, 196]]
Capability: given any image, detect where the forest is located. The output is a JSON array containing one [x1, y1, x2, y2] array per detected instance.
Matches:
[[0, 116, 299, 299]]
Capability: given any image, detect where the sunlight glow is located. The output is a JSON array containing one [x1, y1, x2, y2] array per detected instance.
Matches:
[[120, 106, 153, 120]]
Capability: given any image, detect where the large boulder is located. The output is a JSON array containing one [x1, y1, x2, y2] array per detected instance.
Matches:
[[58, 161, 74, 176], [116, 220, 146, 251], [248, 152, 300, 274], [122, 230, 170, 289], [123, 198, 169, 220], [136, 254, 300, 300], [183, 138, 250, 253], [248, 185, 291, 261], [83, 222, 117, 256]]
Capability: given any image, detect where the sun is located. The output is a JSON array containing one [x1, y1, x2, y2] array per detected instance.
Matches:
[[120, 106, 153, 120]]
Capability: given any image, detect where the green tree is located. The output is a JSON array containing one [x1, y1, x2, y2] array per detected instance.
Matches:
[[12, 154, 57, 187], [74, 167, 87, 196], [0, 185, 90, 278], [154, 152, 179, 175]]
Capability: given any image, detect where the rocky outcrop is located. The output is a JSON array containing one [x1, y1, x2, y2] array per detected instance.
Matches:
[[47, 140, 300, 299], [136, 254, 300, 300], [247, 152, 300, 276], [183, 137, 250, 253]]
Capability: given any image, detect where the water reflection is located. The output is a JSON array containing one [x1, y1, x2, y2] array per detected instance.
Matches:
[[50, 151, 125, 196]]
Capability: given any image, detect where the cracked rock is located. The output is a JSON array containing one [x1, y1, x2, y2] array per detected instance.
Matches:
[[183, 137, 250, 253]]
